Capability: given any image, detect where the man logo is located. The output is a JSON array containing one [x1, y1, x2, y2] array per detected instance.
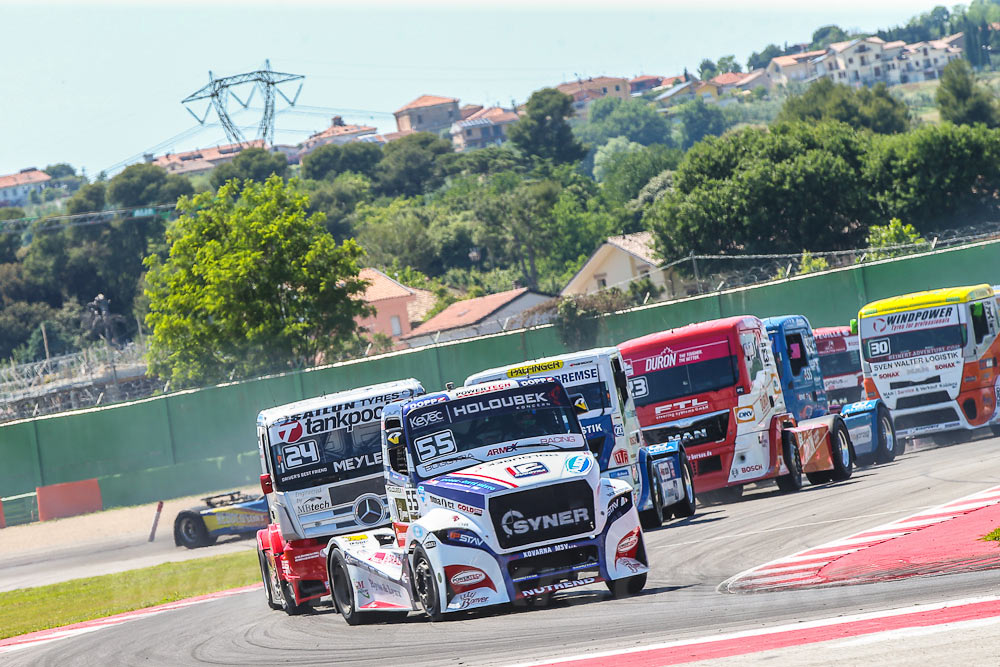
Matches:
[[276, 421, 303, 443], [353, 494, 386, 527]]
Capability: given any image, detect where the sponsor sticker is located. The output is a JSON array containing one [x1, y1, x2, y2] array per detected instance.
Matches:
[[506, 461, 548, 479], [735, 406, 755, 423], [506, 359, 564, 378], [564, 454, 593, 475]]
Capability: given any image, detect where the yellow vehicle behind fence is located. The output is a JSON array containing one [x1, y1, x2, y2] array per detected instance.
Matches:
[[854, 284, 1000, 440]]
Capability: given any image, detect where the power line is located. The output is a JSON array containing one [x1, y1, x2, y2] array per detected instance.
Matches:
[[0, 204, 177, 236]]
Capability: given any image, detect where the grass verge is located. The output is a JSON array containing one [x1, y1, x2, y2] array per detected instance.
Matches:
[[0, 550, 259, 640], [983, 527, 1000, 543]]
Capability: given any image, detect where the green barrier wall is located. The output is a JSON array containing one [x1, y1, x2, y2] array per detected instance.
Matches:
[[3, 239, 999, 506]]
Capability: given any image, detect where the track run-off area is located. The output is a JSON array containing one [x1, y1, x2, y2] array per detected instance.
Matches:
[[5, 435, 1000, 666]]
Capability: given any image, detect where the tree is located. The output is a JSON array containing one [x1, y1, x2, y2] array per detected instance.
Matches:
[[301, 142, 382, 181], [936, 59, 1000, 127], [774, 251, 830, 279], [375, 132, 452, 197], [645, 122, 874, 260], [43, 164, 76, 179], [143, 175, 369, 387], [593, 136, 643, 182], [698, 59, 718, 80], [676, 99, 729, 149], [716, 55, 742, 74], [811, 25, 850, 49], [747, 44, 786, 71], [65, 182, 106, 214], [778, 79, 909, 134], [863, 218, 927, 260], [601, 144, 681, 207], [508, 88, 586, 164], [210, 147, 288, 189], [575, 97, 675, 147], [301, 171, 373, 240], [107, 164, 193, 208]]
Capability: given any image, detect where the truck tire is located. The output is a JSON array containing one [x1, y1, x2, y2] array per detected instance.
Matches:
[[412, 545, 443, 622], [828, 419, 854, 482], [606, 573, 647, 598], [278, 577, 307, 616], [174, 512, 213, 549], [874, 405, 897, 465], [329, 549, 372, 625], [776, 430, 804, 493], [258, 549, 282, 611], [638, 460, 665, 529], [666, 454, 696, 518]]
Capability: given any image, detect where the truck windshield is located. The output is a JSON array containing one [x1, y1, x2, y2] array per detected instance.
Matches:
[[407, 386, 583, 477], [269, 421, 382, 492], [818, 350, 862, 377], [861, 325, 965, 361], [633, 354, 740, 407]]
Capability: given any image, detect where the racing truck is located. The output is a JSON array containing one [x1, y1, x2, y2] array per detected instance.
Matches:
[[854, 284, 1000, 442], [174, 491, 269, 549], [618, 315, 854, 503], [255, 379, 424, 614], [466, 349, 695, 529], [764, 315, 898, 466], [814, 326, 865, 409], [324, 377, 648, 624]]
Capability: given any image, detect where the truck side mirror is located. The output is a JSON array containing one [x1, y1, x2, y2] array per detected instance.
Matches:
[[850, 318, 858, 335], [573, 395, 589, 414], [259, 473, 273, 495]]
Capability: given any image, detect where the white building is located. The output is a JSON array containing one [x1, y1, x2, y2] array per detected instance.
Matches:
[[0, 168, 51, 207]]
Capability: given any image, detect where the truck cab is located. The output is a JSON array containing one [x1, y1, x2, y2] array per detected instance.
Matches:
[[856, 284, 1000, 440], [465, 348, 695, 529], [255, 379, 423, 614], [814, 326, 865, 409], [324, 377, 647, 624]]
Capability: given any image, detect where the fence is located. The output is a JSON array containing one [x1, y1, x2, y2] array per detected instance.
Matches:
[[2, 238, 999, 509]]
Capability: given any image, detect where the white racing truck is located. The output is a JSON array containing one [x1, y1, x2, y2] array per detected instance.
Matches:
[[255, 379, 423, 614], [324, 377, 648, 624]]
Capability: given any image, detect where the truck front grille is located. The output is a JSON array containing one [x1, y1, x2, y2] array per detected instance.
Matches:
[[642, 410, 730, 448], [895, 391, 952, 410], [489, 480, 595, 550], [894, 407, 960, 432]]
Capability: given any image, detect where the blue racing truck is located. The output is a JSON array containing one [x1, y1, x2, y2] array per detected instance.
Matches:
[[763, 315, 898, 474], [466, 348, 695, 528]]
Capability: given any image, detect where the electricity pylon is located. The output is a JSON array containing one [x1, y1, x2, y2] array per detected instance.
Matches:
[[182, 60, 304, 146]]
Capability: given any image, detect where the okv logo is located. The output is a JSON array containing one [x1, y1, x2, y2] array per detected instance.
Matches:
[[564, 454, 593, 475]]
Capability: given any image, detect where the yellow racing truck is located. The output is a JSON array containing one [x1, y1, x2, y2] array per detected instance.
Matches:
[[854, 284, 1000, 442]]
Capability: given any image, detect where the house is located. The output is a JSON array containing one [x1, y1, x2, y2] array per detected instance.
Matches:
[[815, 37, 900, 86], [355, 129, 416, 146], [356, 268, 435, 342], [300, 116, 377, 154], [899, 37, 963, 83], [556, 76, 630, 102], [732, 68, 773, 92], [655, 80, 698, 106], [0, 168, 50, 207], [766, 49, 827, 85], [393, 95, 460, 134], [459, 104, 484, 119], [709, 71, 747, 94], [151, 140, 267, 176], [562, 232, 666, 297], [450, 106, 520, 151], [692, 81, 721, 103], [401, 287, 551, 347]]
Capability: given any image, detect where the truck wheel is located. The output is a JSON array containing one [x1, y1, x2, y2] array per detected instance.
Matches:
[[329, 549, 369, 625], [412, 546, 443, 622], [874, 405, 897, 465], [775, 431, 803, 493], [638, 461, 665, 529], [174, 512, 212, 549], [666, 455, 696, 518], [606, 573, 647, 598], [258, 549, 282, 611], [828, 419, 854, 482]]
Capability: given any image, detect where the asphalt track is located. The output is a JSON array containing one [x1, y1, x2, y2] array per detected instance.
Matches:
[[8, 436, 1000, 666]]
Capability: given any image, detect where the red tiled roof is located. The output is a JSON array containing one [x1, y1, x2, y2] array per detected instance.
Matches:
[[395, 95, 459, 114], [460, 104, 484, 119], [403, 288, 529, 338], [711, 72, 745, 86], [556, 76, 628, 95], [307, 121, 376, 142], [0, 169, 51, 190], [771, 49, 826, 67], [464, 106, 519, 123], [359, 268, 413, 303], [152, 141, 267, 172], [630, 75, 662, 83]]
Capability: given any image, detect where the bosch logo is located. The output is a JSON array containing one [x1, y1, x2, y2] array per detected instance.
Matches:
[[275, 421, 303, 443], [353, 494, 386, 527]]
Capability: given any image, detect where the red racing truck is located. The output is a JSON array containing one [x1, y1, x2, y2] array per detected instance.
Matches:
[[618, 316, 853, 502], [814, 326, 864, 411]]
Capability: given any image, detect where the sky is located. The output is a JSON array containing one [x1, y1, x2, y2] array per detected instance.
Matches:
[[0, 0, 943, 177]]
